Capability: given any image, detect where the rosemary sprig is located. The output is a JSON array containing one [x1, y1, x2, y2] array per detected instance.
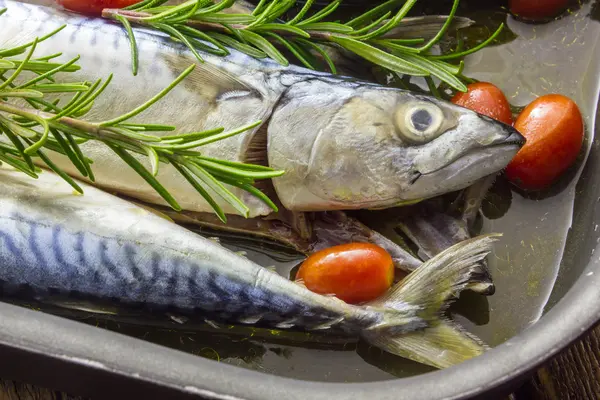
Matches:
[[103, 0, 504, 92], [0, 8, 283, 223]]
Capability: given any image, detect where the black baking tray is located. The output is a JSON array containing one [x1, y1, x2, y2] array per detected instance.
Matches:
[[2, 0, 600, 399]]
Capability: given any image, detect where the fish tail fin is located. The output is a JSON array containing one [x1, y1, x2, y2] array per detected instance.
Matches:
[[363, 234, 499, 369], [367, 320, 488, 369]]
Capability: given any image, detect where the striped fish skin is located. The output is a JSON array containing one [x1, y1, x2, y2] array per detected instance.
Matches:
[[0, 0, 524, 217], [0, 165, 498, 368], [0, 166, 386, 333]]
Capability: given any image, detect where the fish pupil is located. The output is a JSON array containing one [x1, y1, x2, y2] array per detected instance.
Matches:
[[411, 109, 433, 132]]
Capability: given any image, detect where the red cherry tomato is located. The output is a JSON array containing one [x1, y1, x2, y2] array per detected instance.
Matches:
[[505, 94, 584, 191], [296, 243, 394, 304], [57, 0, 139, 16], [451, 82, 514, 125], [509, 0, 569, 20]]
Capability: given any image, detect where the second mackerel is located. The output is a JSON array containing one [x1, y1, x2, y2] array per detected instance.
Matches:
[[0, 164, 499, 369]]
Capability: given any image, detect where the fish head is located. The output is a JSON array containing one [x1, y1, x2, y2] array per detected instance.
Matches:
[[268, 82, 525, 212]]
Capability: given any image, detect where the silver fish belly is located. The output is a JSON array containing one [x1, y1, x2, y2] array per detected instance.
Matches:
[[0, 0, 524, 217]]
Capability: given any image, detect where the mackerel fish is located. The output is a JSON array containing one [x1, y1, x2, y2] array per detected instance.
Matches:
[[0, 0, 524, 215], [0, 164, 499, 369]]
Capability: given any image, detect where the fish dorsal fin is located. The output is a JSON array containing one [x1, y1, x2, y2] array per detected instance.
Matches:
[[382, 16, 474, 40]]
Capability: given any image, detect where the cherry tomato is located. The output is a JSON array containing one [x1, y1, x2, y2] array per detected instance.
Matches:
[[57, 0, 139, 16], [505, 94, 584, 191], [509, 0, 569, 20], [296, 243, 394, 304], [451, 82, 514, 125]]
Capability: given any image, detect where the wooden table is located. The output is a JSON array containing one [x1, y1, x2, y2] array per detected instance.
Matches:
[[2, 324, 599, 400], [514, 323, 600, 400]]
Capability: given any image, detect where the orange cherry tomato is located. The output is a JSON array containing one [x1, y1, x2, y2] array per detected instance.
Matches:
[[57, 0, 139, 16], [296, 243, 394, 305], [509, 0, 569, 20], [505, 94, 584, 191], [451, 82, 514, 125]]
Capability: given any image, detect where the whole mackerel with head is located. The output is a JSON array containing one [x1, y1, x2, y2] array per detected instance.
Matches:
[[0, 0, 523, 294], [0, 0, 524, 215], [0, 164, 498, 369]]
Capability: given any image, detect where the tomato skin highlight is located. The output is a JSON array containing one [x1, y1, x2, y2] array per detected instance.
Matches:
[[451, 82, 514, 125], [505, 94, 584, 191], [509, 0, 569, 20], [296, 243, 394, 305], [57, 0, 140, 16]]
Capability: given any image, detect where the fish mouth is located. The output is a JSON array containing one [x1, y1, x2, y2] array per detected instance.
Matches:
[[500, 128, 527, 147], [408, 137, 523, 198], [412, 128, 525, 184], [413, 143, 521, 182], [410, 171, 422, 185]]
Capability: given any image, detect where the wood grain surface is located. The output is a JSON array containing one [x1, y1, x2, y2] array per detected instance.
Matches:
[[1, 324, 599, 400], [0, 381, 82, 400], [514, 323, 600, 400]]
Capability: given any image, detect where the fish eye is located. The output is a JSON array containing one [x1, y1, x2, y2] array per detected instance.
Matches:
[[395, 102, 445, 143]]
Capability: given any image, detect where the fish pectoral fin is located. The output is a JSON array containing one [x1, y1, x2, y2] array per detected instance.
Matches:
[[0, 24, 39, 50], [127, 200, 175, 223], [367, 320, 488, 369], [164, 53, 259, 101]]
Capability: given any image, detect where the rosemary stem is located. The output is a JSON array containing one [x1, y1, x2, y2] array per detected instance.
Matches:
[[0, 101, 143, 149]]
